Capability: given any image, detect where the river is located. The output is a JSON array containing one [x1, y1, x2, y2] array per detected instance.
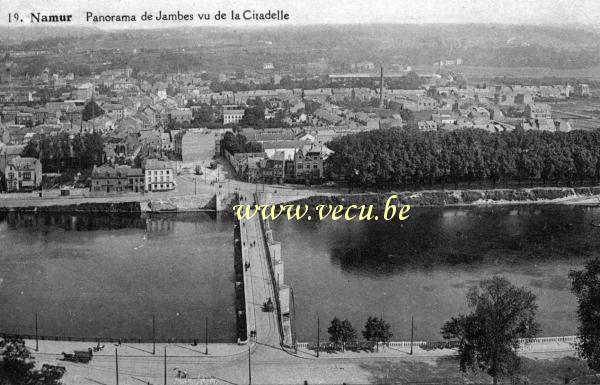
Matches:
[[0, 212, 237, 342], [1, 205, 598, 343], [272, 204, 600, 342]]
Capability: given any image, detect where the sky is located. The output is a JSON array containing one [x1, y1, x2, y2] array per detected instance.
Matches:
[[1, 0, 600, 29]]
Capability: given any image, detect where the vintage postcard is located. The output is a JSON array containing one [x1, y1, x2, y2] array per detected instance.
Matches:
[[1, 1, 600, 384]]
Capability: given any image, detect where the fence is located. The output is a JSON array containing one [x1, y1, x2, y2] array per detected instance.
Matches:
[[296, 336, 578, 351], [0, 333, 234, 344]]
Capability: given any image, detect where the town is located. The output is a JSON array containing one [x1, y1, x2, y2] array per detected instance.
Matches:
[[0, 42, 598, 197], [3, 19, 600, 385]]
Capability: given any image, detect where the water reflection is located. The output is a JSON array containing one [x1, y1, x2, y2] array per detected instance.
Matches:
[[0, 211, 236, 340], [273, 205, 600, 340]]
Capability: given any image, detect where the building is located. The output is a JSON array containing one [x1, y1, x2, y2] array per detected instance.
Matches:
[[575, 84, 591, 98], [161, 132, 173, 151], [525, 103, 552, 120], [170, 108, 193, 123], [72, 83, 95, 100], [223, 109, 245, 125], [143, 159, 175, 192], [0, 144, 26, 171], [5, 156, 42, 192], [90, 165, 145, 195], [259, 152, 285, 184], [292, 144, 329, 181]]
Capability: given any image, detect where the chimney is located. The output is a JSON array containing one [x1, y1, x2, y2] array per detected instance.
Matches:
[[379, 67, 384, 108]]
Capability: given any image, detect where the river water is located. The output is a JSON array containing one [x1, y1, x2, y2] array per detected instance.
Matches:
[[1, 205, 598, 342], [0, 212, 237, 341], [272, 204, 600, 342]]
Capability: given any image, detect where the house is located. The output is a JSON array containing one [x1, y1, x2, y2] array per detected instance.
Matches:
[[417, 120, 437, 131], [5, 156, 42, 192], [161, 132, 173, 151], [0, 144, 26, 171], [259, 152, 285, 184], [143, 159, 175, 192], [575, 84, 591, 98], [170, 108, 193, 123], [90, 165, 145, 195], [223, 109, 245, 125], [292, 144, 330, 181], [72, 83, 95, 100], [101, 103, 124, 120], [525, 103, 552, 120]]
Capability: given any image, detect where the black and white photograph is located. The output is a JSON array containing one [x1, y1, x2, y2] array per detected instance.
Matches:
[[1, 1, 600, 384]]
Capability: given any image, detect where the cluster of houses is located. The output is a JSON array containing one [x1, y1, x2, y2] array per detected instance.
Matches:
[[223, 128, 333, 184], [89, 159, 176, 196], [0, 61, 597, 193]]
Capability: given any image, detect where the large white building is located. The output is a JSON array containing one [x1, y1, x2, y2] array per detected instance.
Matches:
[[143, 159, 175, 192], [223, 109, 245, 124]]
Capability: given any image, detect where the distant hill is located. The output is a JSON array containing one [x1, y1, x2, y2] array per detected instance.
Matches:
[[2, 24, 600, 71]]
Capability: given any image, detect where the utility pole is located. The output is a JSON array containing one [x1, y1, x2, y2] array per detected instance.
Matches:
[[316, 316, 320, 358], [410, 316, 414, 355], [35, 312, 38, 352], [194, 178, 197, 195], [152, 315, 156, 355], [248, 344, 252, 385], [205, 317, 208, 355], [115, 348, 119, 385], [163, 347, 167, 385]]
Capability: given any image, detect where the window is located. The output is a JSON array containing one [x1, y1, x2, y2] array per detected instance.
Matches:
[[314, 165, 318, 169], [297, 164, 303, 170]]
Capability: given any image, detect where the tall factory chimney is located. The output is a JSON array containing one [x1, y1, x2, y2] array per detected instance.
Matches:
[[379, 67, 384, 108]]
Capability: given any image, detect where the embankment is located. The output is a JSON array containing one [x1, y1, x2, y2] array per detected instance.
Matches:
[[289, 186, 600, 208], [0, 192, 238, 213], [0, 201, 141, 213]]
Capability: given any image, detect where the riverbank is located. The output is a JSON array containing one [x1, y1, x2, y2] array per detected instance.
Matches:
[[282, 186, 600, 208], [0, 192, 237, 212]]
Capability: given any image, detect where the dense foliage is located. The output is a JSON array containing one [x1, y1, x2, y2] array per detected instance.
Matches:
[[442, 277, 539, 385], [22, 132, 105, 172], [0, 338, 64, 385], [326, 129, 600, 187], [570, 259, 600, 371], [220, 132, 261, 155], [362, 317, 393, 351], [328, 317, 357, 352]]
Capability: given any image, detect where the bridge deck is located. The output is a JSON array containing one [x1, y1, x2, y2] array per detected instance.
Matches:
[[240, 201, 280, 348]]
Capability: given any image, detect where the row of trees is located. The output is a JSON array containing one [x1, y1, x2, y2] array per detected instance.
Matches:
[[327, 316, 393, 352], [326, 128, 600, 188], [22, 132, 105, 173]]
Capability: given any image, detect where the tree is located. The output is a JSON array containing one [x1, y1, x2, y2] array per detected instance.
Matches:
[[362, 316, 393, 351], [570, 258, 600, 371], [0, 337, 64, 384], [328, 317, 357, 352], [240, 106, 265, 127], [81, 101, 104, 122], [441, 276, 539, 385]]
